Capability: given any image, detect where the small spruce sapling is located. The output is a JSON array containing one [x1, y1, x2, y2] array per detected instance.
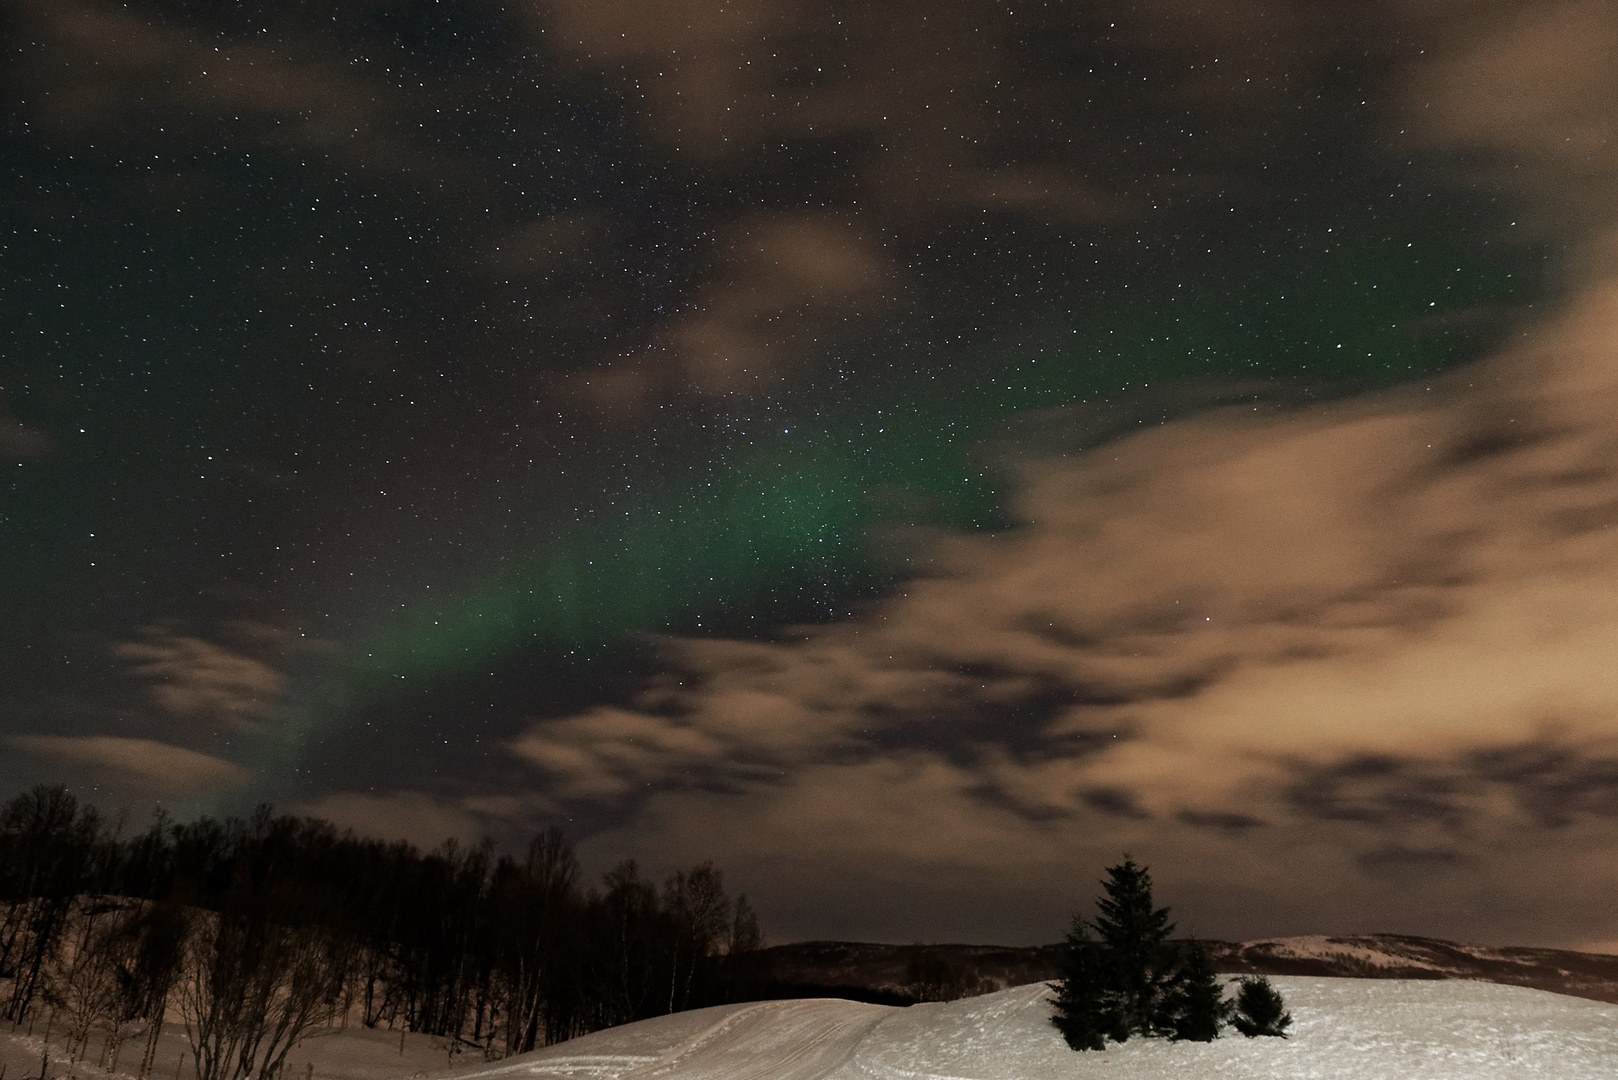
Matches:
[[1166, 940, 1229, 1042], [1048, 921, 1108, 1052], [1231, 975, 1292, 1038]]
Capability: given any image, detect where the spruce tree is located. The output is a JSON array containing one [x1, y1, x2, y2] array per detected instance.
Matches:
[[1165, 940, 1228, 1042], [1048, 920, 1107, 1051], [1232, 975, 1292, 1038], [1090, 857, 1179, 1040], [1052, 857, 1240, 1051]]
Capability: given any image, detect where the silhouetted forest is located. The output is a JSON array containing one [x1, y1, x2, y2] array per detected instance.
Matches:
[[0, 786, 762, 1080]]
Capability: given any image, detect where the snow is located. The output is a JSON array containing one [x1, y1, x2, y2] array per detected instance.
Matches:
[[462, 1000, 891, 1080], [1237, 935, 1447, 971], [9, 977, 1616, 1080], [461, 977, 1618, 1080]]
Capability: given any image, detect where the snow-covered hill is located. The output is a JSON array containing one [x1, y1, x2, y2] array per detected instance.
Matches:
[[741, 934, 1618, 1005], [1213, 935, 1618, 1002], [458, 977, 1618, 1080]]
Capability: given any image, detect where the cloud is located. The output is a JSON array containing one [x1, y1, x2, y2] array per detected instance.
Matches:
[[535, 0, 1312, 181], [483, 211, 623, 283], [5, 0, 1352, 416], [1397, 0, 1618, 249], [570, 742, 1618, 945], [113, 626, 286, 732], [499, 0, 1618, 947], [8, 735, 250, 795], [577, 214, 894, 402], [296, 791, 486, 851], [533, 0, 1325, 408], [0, 420, 51, 463], [14, 0, 458, 180], [512, 706, 732, 799], [0, 394, 51, 462], [516, 264, 1618, 946]]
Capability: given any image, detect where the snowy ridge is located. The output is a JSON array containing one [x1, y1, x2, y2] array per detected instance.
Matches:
[[455, 977, 1618, 1080], [1212, 934, 1618, 1003], [743, 934, 1618, 1006], [1234, 935, 1454, 973]]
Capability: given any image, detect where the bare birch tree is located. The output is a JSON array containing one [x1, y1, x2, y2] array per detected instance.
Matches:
[[179, 907, 348, 1080]]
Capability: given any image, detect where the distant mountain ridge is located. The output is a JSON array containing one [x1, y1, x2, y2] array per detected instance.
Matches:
[[737, 935, 1618, 1006], [1213, 934, 1618, 1004]]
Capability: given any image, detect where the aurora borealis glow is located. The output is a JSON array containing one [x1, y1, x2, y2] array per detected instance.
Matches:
[[348, 199, 1530, 683]]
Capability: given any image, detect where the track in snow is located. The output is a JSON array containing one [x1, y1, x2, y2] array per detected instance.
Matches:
[[633, 1000, 891, 1080], [462, 1000, 891, 1080]]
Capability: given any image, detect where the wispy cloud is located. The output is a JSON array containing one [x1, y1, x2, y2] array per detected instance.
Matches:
[[15, 0, 461, 181], [0, 392, 50, 462], [8, 735, 250, 795], [1398, 0, 1618, 247], [533, 0, 1324, 409], [296, 790, 485, 850], [113, 626, 286, 733], [580, 214, 895, 403]]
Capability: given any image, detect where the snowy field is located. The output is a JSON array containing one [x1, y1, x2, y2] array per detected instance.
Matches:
[[5, 977, 1616, 1080], [456, 978, 1618, 1080]]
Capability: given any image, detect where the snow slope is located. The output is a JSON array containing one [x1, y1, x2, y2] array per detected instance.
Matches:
[[457, 1000, 890, 1080], [458, 977, 1618, 1080]]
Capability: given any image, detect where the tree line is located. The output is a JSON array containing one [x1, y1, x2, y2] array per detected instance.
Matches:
[[1050, 857, 1292, 1050], [0, 785, 763, 1080]]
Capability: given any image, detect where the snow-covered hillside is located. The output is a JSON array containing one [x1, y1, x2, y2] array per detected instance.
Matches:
[[458, 977, 1618, 1080], [1215, 934, 1618, 1003], [742, 934, 1618, 1005]]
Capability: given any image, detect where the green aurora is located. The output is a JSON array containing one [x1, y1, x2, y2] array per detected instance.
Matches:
[[347, 205, 1535, 692]]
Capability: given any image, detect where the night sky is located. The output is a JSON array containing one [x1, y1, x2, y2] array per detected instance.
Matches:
[[7, 0, 1618, 950]]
